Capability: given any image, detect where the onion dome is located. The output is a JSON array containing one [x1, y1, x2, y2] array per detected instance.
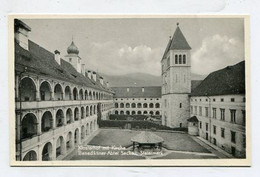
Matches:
[[67, 41, 79, 55]]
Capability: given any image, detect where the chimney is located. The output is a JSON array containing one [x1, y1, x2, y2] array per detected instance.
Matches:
[[81, 64, 85, 75], [100, 76, 104, 85], [87, 70, 92, 79], [54, 50, 61, 65], [142, 87, 145, 92], [92, 71, 97, 81], [14, 19, 31, 50]]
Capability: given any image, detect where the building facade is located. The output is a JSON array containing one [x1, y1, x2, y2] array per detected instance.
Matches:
[[112, 87, 162, 116], [161, 24, 192, 128], [15, 20, 114, 161]]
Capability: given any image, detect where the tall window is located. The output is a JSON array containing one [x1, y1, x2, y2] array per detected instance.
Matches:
[[220, 109, 225, 121], [206, 123, 208, 131], [213, 125, 216, 134], [230, 109, 236, 123], [221, 128, 225, 138], [200, 121, 202, 129], [179, 103, 182, 108], [199, 106, 202, 116], [183, 55, 186, 64], [205, 107, 209, 117], [213, 108, 217, 119], [179, 55, 182, 64], [175, 55, 178, 64], [231, 131, 236, 143]]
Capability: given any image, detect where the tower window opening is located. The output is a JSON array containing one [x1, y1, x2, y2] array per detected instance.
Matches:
[[183, 55, 186, 64], [175, 55, 178, 64], [179, 55, 182, 64]]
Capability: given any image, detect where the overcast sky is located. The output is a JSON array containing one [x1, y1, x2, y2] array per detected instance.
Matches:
[[22, 18, 244, 76]]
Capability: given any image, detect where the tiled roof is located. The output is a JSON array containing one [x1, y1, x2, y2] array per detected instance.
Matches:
[[15, 40, 113, 93], [191, 80, 203, 92], [191, 61, 245, 96], [131, 131, 164, 144], [111, 86, 161, 98]]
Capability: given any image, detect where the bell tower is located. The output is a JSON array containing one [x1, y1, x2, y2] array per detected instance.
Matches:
[[64, 39, 82, 73], [161, 23, 191, 128]]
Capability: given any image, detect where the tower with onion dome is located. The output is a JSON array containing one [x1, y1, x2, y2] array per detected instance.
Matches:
[[64, 39, 82, 73], [161, 23, 191, 128]]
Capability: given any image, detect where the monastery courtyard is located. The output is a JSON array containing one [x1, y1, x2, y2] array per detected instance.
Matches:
[[65, 129, 230, 160]]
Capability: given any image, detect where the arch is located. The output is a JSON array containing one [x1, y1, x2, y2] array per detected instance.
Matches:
[[93, 105, 96, 115], [137, 103, 142, 108], [66, 108, 73, 124], [20, 77, 36, 101], [86, 106, 89, 117], [175, 54, 178, 64], [149, 111, 154, 115], [21, 113, 37, 139], [41, 111, 53, 133], [143, 103, 148, 108], [54, 84, 63, 100], [137, 111, 142, 115], [183, 54, 186, 64], [143, 111, 148, 115], [93, 91, 96, 100], [115, 103, 118, 108], [74, 107, 79, 121], [149, 103, 154, 108], [85, 90, 88, 100], [126, 103, 130, 108], [179, 54, 182, 64], [56, 109, 64, 127], [126, 111, 130, 115], [40, 81, 52, 101], [120, 111, 124, 115], [155, 103, 160, 108], [56, 136, 65, 158], [131, 103, 136, 108], [64, 86, 72, 100], [90, 105, 93, 116], [42, 142, 52, 161], [66, 131, 73, 151], [81, 107, 85, 119], [96, 92, 98, 100], [115, 110, 119, 115], [89, 91, 92, 100], [23, 150, 37, 161], [74, 128, 80, 145], [79, 89, 84, 100], [73, 87, 78, 100], [132, 111, 136, 115], [81, 125, 86, 141], [155, 111, 160, 115], [120, 103, 124, 108]]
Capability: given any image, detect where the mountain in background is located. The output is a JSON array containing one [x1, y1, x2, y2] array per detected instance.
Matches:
[[102, 72, 206, 87]]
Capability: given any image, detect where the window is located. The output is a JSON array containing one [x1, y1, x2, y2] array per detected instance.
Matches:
[[213, 98, 216, 102], [213, 125, 216, 134], [220, 109, 225, 121], [231, 98, 235, 102], [230, 109, 236, 123], [221, 98, 224, 102], [206, 123, 208, 131], [179, 55, 182, 64], [221, 128, 225, 138], [242, 110, 246, 126], [206, 99, 208, 102], [205, 107, 209, 117], [231, 131, 236, 143], [194, 106, 197, 115], [175, 55, 178, 64], [180, 103, 182, 108], [213, 108, 217, 119], [183, 55, 186, 64], [200, 121, 202, 129], [199, 106, 202, 116]]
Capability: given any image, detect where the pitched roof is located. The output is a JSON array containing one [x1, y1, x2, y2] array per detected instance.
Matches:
[[131, 131, 164, 144], [15, 40, 113, 93], [191, 61, 245, 96], [111, 86, 161, 98], [187, 116, 199, 122], [191, 80, 203, 92]]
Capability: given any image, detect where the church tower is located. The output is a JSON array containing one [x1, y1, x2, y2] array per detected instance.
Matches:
[[64, 40, 82, 73], [161, 23, 191, 128]]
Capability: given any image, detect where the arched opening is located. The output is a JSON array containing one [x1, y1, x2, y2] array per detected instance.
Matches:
[[56, 136, 65, 158], [81, 107, 85, 119], [149, 111, 154, 115], [42, 142, 52, 161], [137, 111, 142, 115], [81, 125, 86, 141], [90, 105, 93, 116], [64, 86, 72, 100], [155, 103, 160, 108], [86, 106, 89, 117], [40, 81, 52, 101], [126, 111, 130, 115], [89, 92, 92, 100], [41, 111, 53, 133], [126, 103, 130, 108], [143, 111, 148, 115], [23, 150, 37, 161], [66, 132, 73, 151], [20, 77, 36, 101], [143, 103, 148, 108], [179, 54, 182, 64], [79, 89, 84, 100], [56, 109, 64, 127], [155, 111, 160, 115], [175, 55, 178, 64], [93, 105, 96, 114], [93, 91, 96, 100], [66, 108, 73, 124], [120, 111, 124, 115], [149, 103, 154, 108], [115, 103, 118, 108], [85, 90, 88, 100], [96, 92, 98, 100], [86, 123, 89, 136], [21, 113, 37, 140], [74, 128, 80, 145], [137, 103, 142, 108], [115, 110, 118, 115], [73, 87, 78, 100], [183, 55, 186, 64], [54, 84, 63, 100], [120, 103, 124, 108], [132, 111, 136, 115], [74, 107, 79, 121], [131, 103, 136, 108]]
